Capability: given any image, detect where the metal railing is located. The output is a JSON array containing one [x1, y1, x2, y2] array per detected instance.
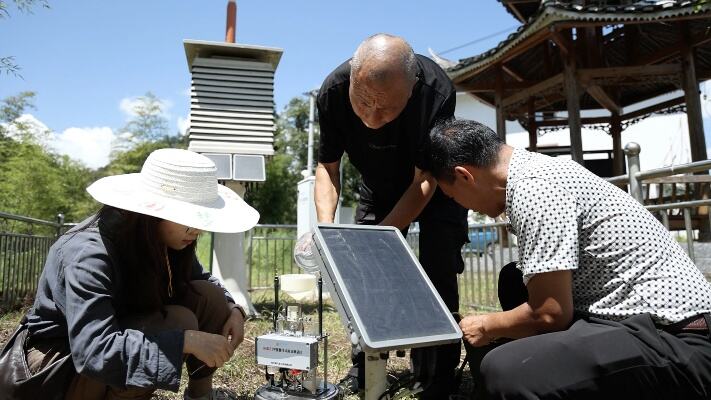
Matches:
[[615, 143, 711, 276], [459, 223, 516, 310], [246, 224, 299, 292], [0, 212, 66, 311], [4, 142, 705, 312], [244, 143, 711, 311], [244, 222, 515, 310]]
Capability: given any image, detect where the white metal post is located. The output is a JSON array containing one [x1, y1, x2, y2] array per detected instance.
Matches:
[[210, 181, 256, 315], [364, 352, 387, 400], [297, 175, 317, 238], [306, 91, 316, 177], [624, 142, 644, 204]]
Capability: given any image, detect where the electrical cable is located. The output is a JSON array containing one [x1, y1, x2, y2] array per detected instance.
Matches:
[[377, 372, 422, 400], [438, 25, 520, 55]]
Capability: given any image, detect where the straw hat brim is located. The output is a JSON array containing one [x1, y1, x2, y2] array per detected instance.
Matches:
[[86, 173, 259, 233]]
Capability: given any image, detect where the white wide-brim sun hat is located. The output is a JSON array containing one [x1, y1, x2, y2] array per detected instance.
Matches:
[[86, 148, 260, 233]]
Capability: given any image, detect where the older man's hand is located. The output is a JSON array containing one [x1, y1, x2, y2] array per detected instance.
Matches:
[[460, 315, 495, 347]]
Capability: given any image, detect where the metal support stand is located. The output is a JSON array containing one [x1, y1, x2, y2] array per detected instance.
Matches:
[[364, 352, 387, 400], [318, 276, 328, 390], [273, 276, 279, 331]]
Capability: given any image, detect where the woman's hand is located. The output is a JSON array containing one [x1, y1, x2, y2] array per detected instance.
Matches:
[[183, 330, 232, 368], [221, 307, 246, 351]]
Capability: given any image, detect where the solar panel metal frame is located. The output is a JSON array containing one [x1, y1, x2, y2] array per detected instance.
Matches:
[[312, 224, 462, 352], [233, 154, 266, 182]]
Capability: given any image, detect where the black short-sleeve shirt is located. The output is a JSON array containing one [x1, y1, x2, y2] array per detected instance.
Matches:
[[317, 54, 461, 220]]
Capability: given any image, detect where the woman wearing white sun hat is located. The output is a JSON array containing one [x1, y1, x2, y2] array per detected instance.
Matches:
[[0, 149, 259, 400]]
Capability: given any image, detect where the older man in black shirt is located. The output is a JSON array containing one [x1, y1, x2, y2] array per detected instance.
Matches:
[[315, 33, 468, 399]]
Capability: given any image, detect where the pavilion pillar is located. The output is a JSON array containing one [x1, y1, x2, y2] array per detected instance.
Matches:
[[563, 55, 584, 164], [680, 26, 708, 163], [495, 65, 507, 142], [527, 97, 537, 152], [611, 112, 623, 176]]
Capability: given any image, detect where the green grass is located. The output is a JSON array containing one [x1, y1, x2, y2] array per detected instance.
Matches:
[[458, 272, 500, 310], [0, 308, 25, 345]]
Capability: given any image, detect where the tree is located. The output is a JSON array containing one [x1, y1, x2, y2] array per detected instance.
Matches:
[[276, 95, 360, 208], [0, 91, 36, 134], [245, 152, 300, 224], [0, 92, 95, 222], [101, 136, 186, 177], [0, 90, 185, 223], [102, 92, 183, 177], [111, 92, 169, 154], [0, 0, 49, 16], [245, 95, 361, 224], [0, 0, 50, 77]]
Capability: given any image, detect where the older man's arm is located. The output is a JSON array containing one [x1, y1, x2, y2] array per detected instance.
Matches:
[[461, 270, 574, 347], [379, 167, 437, 230], [315, 161, 341, 223]]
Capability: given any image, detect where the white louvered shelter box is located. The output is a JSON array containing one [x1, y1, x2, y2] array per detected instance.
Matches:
[[184, 40, 283, 181]]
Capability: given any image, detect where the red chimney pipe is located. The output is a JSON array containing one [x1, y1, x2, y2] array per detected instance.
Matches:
[[225, 0, 236, 43]]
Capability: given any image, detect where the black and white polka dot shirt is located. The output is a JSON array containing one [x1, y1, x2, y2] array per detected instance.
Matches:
[[505, 148, 711, 324]]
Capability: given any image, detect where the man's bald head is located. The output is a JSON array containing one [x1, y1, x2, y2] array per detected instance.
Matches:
[[348, 34, 418, 129], [350, 33, 418, 86]]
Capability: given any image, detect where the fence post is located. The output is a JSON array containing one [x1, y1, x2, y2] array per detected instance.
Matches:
[[684, 208, 696, 262], [55, 213, 65, 238], [624, 142, 644, 204]]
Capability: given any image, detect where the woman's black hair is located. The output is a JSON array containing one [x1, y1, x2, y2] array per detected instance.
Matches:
[[428, 118, 503, 182], [96, 205, 197, 316]]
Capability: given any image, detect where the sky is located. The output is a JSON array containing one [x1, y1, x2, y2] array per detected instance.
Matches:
[[0, 0, 521, 168]]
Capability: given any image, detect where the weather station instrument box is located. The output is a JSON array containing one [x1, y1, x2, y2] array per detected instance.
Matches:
[[255, 333, 319, 371]]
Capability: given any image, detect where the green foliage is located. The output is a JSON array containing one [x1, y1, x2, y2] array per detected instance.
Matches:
[[245, 95, 361, 224], [0, 92, 96, 221], [0, 0, 49, 17], [101, 136, 186, 177], [195, 233, 212, 271], [0, 91, 35, 131], [244, 97, 309, 224], [0, 56, 20, 77], [339, 155, 360, 207], [1, 0, 50, 77], [101, 93, 186, 177], [0, 90, 187, 223], [245, 153, 300, 224], [0, 89, 358, 226], [112, 92, 170, 155]]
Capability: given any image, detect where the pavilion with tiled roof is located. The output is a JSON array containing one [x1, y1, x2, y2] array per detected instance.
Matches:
[[447, 0, 711, 175]]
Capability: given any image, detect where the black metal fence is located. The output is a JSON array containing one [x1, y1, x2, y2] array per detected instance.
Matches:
[[3, 145, 710, 312], [245, 224, 299, 292], [0, 212, 65, 311]]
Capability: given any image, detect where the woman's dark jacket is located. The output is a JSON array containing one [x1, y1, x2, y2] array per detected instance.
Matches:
[[23, 212, 235, 391]]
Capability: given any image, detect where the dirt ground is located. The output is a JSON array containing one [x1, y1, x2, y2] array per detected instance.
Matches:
[[0, 305, 475, 400]]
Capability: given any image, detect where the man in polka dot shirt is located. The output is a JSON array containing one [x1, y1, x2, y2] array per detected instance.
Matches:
[[428, 118, 711, 399]]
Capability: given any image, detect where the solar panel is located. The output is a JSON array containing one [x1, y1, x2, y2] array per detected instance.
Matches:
[[202, 153, 232, 180], [312, 224, 462, 352]]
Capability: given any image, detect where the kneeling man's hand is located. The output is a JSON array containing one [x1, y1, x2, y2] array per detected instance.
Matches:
[[460, 315, 494, 347]]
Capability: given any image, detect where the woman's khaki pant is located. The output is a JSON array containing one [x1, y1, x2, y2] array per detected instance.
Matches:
[[25, 280, 232, 400]]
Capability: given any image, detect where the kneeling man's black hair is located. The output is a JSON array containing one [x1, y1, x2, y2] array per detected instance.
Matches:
[[429, 119, 503, 183]]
